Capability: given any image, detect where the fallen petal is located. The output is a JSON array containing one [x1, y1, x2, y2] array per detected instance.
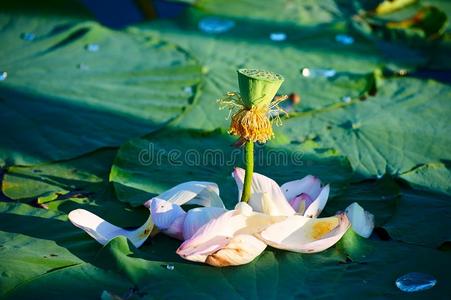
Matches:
[[145, 181, 224, 208], [150, 198, 186, 230], [233, 168, 295, 216], [68, 209, 153, 248], [259, 213, 350, 253], [205, 234, 267, 267], [183, 207, 227, 240], [177, 210, 239, 262], [303, 184, 330, 218], [345, 202, 374, 238], [281, 175, 322, 201], [163, 214, 186, 240]]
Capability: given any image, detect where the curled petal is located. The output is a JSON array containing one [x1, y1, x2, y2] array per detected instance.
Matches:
[[177, 210, 240, 262], [68, 209, 153, 248], [150, 198, 186, 230], [345, 202, 374, 238], [303, 184, 330, 218], [233, 168, 295, 216], [259, 213, 350, 253], [144, 181, 224, 208], [183, 207, 227, 240], [281, 175, 322, 201]]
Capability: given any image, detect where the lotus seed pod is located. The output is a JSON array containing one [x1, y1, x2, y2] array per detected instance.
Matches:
[[237, 69, 284, 108]]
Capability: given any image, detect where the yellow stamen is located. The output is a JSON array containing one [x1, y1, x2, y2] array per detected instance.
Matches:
[[218, 92, 288, 143]]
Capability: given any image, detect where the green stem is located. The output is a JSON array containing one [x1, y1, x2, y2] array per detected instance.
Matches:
[[241, 141, 254, 203]]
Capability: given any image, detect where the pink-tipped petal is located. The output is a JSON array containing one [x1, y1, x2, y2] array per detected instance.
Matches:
[[177, 210, 240, 262], [177, 205, 283, 266], [288, 193, 313, 214], [303, 184, 330, 218], [281, 175, 322, 201], [233, 167, 295, 216]]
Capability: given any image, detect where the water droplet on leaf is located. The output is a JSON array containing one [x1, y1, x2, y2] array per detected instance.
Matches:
[[0, 71, 8, 81], [270, 32, 287, 41], [396, 272, 436, 292], [335, 34, 354, 45], [198, 17, 235, 34], [21, 32, 36, 41], [183, 86, 193, 95], [85, 43, 100, 52], [301, 68, 336, 78], [341, 96, 352, 103]]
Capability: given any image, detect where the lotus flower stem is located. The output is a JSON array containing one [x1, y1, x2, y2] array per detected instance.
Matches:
[[218, 69, 288, 202], [241, 141, 254, 203]]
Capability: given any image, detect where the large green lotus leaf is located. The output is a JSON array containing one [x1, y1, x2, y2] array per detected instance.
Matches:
[[0, 202, 137, 299], [351, 6, 448, 43], [383, 188, 451, 247], [276, 76, 451, 189], [0, 232, 81, 296], [0, 14, 202, 165], [137, 10, 391, 132], [399, 161, 451, 195], [324, 177, 400, 226], [5, 264, 132, 300], [348, 3, 450, 68], [325, 178, 451, 247], [1, 148, 150, 226], [110, 128, 353, 207], [190, 0, 345, 25]]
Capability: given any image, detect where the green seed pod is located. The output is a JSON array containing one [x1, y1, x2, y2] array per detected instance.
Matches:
[[237, 69, 284, 109]]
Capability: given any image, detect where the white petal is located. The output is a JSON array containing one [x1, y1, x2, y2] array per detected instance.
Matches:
[[205, 234, 267, 267], [68, 209, 153, 248], [145, 181, 224, 208], [303, 184, 330, 218], [249, 192, 295, 216], [234, 202, 253, 216], [259, 213, 350, 253], [163, 214, 186, 240], [183, 207, 227, 240], [233, 168, 295, 216], [281, 175, 322, 201], [150, 198, 186, 230], [345, 202, 374, 238]]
